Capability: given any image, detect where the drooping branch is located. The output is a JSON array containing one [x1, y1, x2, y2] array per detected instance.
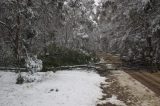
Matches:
[[0, 21, 6, 26]]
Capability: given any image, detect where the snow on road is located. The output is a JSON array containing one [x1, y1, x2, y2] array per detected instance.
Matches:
[[0, 70, 106, 106]]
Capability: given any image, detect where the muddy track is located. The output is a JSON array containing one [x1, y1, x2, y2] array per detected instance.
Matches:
[[97, 72, 139, 106], [125, 71, 160, 96]]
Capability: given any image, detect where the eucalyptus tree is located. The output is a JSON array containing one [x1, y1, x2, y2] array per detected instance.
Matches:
[[0, 0, 38, 68]]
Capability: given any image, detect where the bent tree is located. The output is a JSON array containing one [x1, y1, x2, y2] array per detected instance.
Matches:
[[0, 0, 38, 72]]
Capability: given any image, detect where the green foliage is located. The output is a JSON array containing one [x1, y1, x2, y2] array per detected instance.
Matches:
[[39, 44, 97, 70]]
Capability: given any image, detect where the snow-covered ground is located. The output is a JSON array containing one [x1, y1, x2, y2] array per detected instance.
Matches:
[[0, 70, 106, 106]]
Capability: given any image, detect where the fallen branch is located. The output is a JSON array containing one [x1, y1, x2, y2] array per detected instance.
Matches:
[[0, 67, 26, 72], [47, 63, 119, 72], [46, 64, 96, 71], [0, 62, 119, 72]]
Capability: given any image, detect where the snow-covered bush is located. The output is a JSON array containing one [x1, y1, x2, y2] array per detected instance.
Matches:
[[25, 55, 43, 74], [16, 74, 25, 84], [16, 71, 54, 84]]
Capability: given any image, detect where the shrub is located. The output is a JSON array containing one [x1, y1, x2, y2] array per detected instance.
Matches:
[[39, 44, 98, 70]]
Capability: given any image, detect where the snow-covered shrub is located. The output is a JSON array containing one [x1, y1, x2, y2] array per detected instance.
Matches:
[[16, 71, 54, 84], [25, 55, 43, 74], [16, 74, 25, 84], [19, 73, 41, 83]]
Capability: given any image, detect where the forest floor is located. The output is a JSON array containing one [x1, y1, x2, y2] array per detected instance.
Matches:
[[96, 52, 160, 106]]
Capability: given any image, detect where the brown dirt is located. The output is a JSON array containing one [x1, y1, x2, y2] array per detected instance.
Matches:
[[97, 72, 139, 106], [97, 52, 160, 97], [96, 52, 160, 106], [125, 70, 160, 96]]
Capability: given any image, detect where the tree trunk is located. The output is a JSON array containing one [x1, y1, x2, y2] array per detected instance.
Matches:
[[15, 0, 21, 72]]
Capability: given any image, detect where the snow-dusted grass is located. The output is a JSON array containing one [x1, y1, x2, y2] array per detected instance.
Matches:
[[0, 70, 105, 106]]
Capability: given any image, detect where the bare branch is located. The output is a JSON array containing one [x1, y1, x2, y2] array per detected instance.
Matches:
[[0, 21, 11, 30], [0, 20, 16, 48], [0, 21, 6, 25]]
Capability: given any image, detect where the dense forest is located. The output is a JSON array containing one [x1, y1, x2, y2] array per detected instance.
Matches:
[[0, 0, 160, 106], [0, 0, 160, 70]]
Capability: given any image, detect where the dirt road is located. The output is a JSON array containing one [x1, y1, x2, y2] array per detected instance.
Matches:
[[125, 70, 160, 96], [96, 52, 160, 106], [97, 52, 160, 96]]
